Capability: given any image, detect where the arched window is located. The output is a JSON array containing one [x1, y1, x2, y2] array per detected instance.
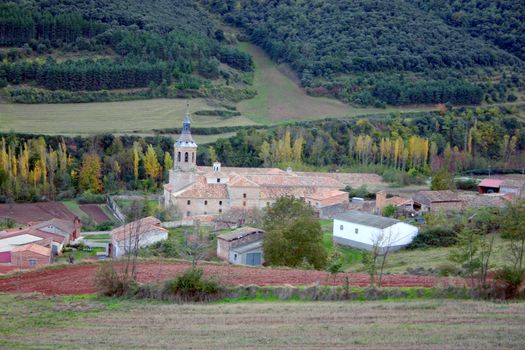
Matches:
[[204, 200, 208, 205], [187, 200, 191, 205], [184, 152, 189, 162], [219, 201, 222, 206], [177, 152, 181, 162]]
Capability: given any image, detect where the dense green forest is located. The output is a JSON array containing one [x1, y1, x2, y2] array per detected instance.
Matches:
[[207, 0, 524, 106], [0, 1, 253, 101], [1, 106, 523, 202]]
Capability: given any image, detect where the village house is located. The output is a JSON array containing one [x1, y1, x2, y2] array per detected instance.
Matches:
[[163, 109, 376, 219], [333, 211, 418, 251], [412, 190, 465, 212], [375, 191, 414, 214], [110, 216, 168, 257], [478, 178, 525, 198], [217, 227, 265, 266], [0, 217, 81, 265], [10, 243, 52, 269]]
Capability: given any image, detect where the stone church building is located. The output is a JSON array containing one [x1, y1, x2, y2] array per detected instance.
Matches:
[[163, 110, 372, 218]]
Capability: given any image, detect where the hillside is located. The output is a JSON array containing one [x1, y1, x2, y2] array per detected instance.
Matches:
[[0, 0, 254, 103], [208, 0, 525, 107]]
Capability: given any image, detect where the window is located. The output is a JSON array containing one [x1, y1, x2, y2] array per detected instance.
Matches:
[[243, 201, 246, 207], [234, 253, 237, 261], [219, 209, 222, 213], [187, 200, 191, 205], [243, 193, 247, 198], [355, 228, 359, 234], [217, 178, 221, 183], [192, 152, 195, 162], [177, 152, 181, 162], [184, 152, 189, 162], [186, 211, 190, 217], [340, 225, 343, 231], [29, 259, 37, 267], [204, 200, 208, 205], [219, 201, 222, 206]]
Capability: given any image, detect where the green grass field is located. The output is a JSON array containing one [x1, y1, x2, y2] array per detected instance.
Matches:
[[236, 42, 438, 123], [1, 294, 524, 349], [0, 98, 256, 134], [0, 42, 442, 135]]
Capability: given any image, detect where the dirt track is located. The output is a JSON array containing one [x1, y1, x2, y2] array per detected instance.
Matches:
[[0, 261, 463, 295]]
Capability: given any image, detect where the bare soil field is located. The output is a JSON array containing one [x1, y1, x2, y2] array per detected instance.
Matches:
[[0, 202, 76, 224], [79, 204, 110, 223], [1, 294, 524, 349], [0, 261, 463, 295]]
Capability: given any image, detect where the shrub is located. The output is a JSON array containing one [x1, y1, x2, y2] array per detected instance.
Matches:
[[455, 178, 478, 191], [494, 267, 524, 299], [94, 262, 134, 297], [437, 263, 461, 277], [77, 191, 106, 204], [407, 226, 458, 249], [163, 268, 222, 302]]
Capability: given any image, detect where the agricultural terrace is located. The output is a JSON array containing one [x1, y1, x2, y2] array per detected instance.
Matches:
[[1, 294, 524, 349]]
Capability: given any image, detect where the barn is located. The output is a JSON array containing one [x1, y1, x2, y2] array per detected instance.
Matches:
[[217, 227, 265, 266], [333, 211, 418, 252]]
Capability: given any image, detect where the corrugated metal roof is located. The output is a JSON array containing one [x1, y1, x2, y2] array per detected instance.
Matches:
[[217, 227, 264, 241], [333, 211, 400, 229]]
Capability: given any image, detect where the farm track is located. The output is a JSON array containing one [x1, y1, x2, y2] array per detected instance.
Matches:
[[0, 261, 464, 295]]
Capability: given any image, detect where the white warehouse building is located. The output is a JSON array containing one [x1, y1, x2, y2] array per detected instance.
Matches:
[[333, 211, 418, 252]]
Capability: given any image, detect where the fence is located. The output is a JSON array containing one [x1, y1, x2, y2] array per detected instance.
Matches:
[[107, 197, 125, 224]]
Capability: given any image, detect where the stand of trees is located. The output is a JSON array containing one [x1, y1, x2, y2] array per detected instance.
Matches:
[[0, 1, 253, 99], [207, 0, 524, 106]]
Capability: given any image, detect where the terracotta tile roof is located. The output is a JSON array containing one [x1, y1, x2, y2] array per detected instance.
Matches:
[[303, 189, 348, 201], [28, 218, 77, 238], [197, 166, 285, 175], [228, 174, 260, 188], [296, 172, 384, 187], [175, 176, 229, 199], [11, 243, 51, 256], [0, 227, 66, 244], [413, 190, 462, 204], [386, 196, 413, 207], [479, 179, 503, 188], [459, 193, 513, 208], [244, 174, 343, 188], [111, 216, 167, 242]]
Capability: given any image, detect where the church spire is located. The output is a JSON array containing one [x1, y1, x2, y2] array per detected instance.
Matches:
[[177, 103, 196, 145]]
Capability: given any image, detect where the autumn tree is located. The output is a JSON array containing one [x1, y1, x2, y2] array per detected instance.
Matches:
[[79, 153, 103, 193], [143, 144, 161, 180]]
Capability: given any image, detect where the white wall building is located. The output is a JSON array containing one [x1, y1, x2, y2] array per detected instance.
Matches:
[[333, 211, 418, 251], [111, 216, 168, 257]]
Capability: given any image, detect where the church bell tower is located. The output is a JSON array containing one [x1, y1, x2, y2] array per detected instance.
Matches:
[[167, 105, 198, 195], [173, 105, 197, 171]]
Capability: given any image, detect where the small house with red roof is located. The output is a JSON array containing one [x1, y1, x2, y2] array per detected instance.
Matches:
[[478, 179, 503, 194], [11, 243, 52, 269]]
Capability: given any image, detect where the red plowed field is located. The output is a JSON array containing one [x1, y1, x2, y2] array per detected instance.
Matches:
[[0, 202, 76, 224], [0, 262, 464, 295], [79, 204, 110, 223]]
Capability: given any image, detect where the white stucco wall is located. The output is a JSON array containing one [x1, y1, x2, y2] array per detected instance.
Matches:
[[333, 219, 418, 249], [113, 229, 168, 257]]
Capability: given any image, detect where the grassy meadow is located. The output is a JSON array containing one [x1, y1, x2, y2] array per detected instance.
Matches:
[[1, 293, 524, 349]]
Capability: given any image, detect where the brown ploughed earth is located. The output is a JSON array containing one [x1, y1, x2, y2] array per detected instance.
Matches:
[[0, 202, 76, 224], [0, 261, 464, 295], [78, 204, 110, 223]]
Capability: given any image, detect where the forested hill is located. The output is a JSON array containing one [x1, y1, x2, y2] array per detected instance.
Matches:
[[0, 0, 254, 103], [207, 0, 524, 107]]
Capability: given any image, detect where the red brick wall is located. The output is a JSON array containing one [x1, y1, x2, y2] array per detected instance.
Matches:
[[11, 251, 50, 269]]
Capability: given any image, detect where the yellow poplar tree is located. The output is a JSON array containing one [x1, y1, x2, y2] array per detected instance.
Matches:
[[144, 144, 161, 180], [79, 153, 103, 193]]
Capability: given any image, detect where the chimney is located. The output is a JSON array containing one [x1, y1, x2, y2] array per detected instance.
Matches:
[[213, 162, 221, 173], [376, 191, 387, 211]]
